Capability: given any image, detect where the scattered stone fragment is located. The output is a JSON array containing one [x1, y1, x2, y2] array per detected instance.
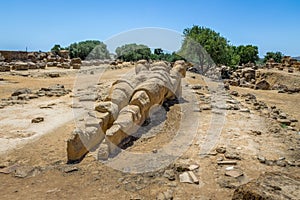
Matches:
[[39, 104, 54, 109], [290, 118, 298, 122], [225, 166, 234, 171], [70, 103, 83, 108], [179, 172, 193, 183], [28, 94, 38, 99], [224, 151, 241, 160], [46, 188, 61, 194], [63, 166, 79, 173], [241, 93, 256, 100], [163, 169, 175, 181], [216, 146, 226, 154], [31, 117, 44, 123], [191, 84, 202, 90], [255, 79, 270, 90], [226, 99, 239, 104], [11, 88, 31, 96], [174, 162, 189, 172], [97, 143, 109, 161], [188, 164, 199, 171], [0, 161, 9, 168], [286, 160, 296, 167], [17, 93, 29, 100], [156, 189, 173, 200], [278, 112, 287, 119], [217, 161, 237, 165], [47, 72, 60, 78], [79, 95, 97, 102], [239, 108, 250, 113], [14, 166, 35, 178], [257, 155, 266, 163], [225, 170, 243, 178], [0, 164, 19, 174], [200, 104, 212, 111], [277, 119, 291, 126], [278, 157, 285, 161], [188, 171, 199, 184], [217, 157, 224, 162], [276, 160, 286, 167], [251, 130, 262, 135], [207, 151, 218, 156], [230, 91, 239, 96], [265, 160, 274, 166], [179, 171, 199, 184]]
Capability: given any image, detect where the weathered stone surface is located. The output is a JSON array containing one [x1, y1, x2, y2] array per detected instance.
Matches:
[[225, 170, 243, 178], [179, 171, 199, 184], [14, 166, 36, 178], [14, 61, 29, 70], [38, 62, 46, 69], [97, 143, 109, 160], [72, 63, 81, 69], [217, 160, 237, 165], [67, 60, 189, 162], [255, 79, 270, 90], [47, 72, 60, 78], [216, 146, 226, 154], [277, 119, 291, 126], [156, 189, 173, 200], [70, 58, 82, 65], [242, 68, 255, 82], [188, 164, 199, 171], [0, 63, 10, 72], [11, 88, 31, 96], [63, 166, 79, 173], [232, 172, 300, 200], [179, 172, 193, 183], [163, 169, 175, 181], [31, 117, 44, 123], [224, 151, 241, 160], [58, 50, 69, 59], [67, 129, 88, 163]]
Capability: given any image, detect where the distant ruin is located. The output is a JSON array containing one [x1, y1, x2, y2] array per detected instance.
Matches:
[[0, 50, 82, 71]]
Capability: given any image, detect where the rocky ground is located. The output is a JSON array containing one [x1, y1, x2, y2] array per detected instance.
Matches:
[[0, 65, 299, 199]]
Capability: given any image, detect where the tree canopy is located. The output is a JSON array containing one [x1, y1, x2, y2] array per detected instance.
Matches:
[[178, 25, 260, 71], [51, 40, 110, 60], [150, 48, 185, 62], [234, 45, 259, 65], [115, 43, 151, 61], [51, 44, 62, 55], [263, 51, 284, 63], [179, 25, 232, 70], [67, 40, 110, 60]]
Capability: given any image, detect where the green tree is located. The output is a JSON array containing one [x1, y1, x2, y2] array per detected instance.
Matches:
[[229, 46, 240, 67], [115, 43, 151, 61], [179, 25, 232, 72], [67, 40, 110, 60], [263, 51, 284, 63], [154, 48, 163, 56], [235, 45, 259, 65], [51, 44, 62, 55]]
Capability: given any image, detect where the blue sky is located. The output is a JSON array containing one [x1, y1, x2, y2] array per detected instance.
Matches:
[[0, 0, 299, 57]]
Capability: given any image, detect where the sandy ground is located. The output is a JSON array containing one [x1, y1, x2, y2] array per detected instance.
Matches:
[[0, 66, 299, 199]]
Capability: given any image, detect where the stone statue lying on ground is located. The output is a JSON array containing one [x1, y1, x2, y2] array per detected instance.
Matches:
[[67, 60, 188, 163]]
